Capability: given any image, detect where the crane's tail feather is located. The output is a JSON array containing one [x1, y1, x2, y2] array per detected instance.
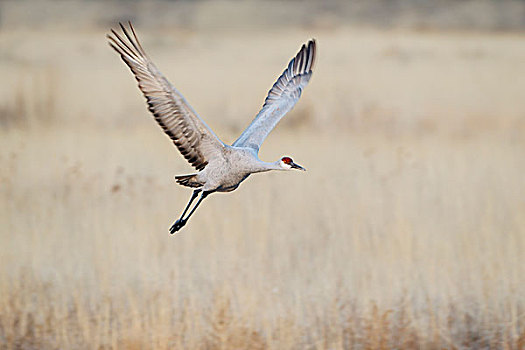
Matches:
[[175, 174, 202, 188]]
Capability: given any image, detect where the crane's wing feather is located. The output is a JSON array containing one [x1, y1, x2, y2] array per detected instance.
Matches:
[[233, 39, 316, 152], [107, 22, 224, 171]]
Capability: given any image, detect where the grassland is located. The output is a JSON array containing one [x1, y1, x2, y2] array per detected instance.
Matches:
[[1, 2, 525, 348]]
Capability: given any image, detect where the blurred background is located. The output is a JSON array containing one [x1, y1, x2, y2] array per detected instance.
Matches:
[[1, 0, 524, 348]]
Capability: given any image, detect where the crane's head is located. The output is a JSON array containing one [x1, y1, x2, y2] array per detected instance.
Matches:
[[279, 156, 306, 171]]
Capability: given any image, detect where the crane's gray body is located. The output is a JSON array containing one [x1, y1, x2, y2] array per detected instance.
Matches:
[[108, 22, 315, 231], [189, 146, 278, 192]]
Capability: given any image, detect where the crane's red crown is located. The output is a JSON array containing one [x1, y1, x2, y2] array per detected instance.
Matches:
[[281, 157, 293, 164]]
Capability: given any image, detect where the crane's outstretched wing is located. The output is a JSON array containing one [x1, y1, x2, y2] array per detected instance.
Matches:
[[233, 39, 316, 152], [107, 22, 224, 171]]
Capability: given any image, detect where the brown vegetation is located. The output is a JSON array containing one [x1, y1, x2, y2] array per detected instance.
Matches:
[[1, 1, 524, 348]]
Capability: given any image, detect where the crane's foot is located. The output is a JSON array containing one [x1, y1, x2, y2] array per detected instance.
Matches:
[[169, 219, 186, 234]]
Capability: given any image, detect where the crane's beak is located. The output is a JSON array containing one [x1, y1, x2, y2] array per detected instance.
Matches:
[[290, 162, 306, 171]]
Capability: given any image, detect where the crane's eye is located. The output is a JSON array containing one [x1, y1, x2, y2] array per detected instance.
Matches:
[[281, 157, 293, 164]]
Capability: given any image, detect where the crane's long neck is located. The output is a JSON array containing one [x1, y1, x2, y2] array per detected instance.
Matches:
[[251, 160, 283, 173]]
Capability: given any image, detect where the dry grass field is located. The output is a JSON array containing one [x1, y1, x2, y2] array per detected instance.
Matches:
[[1, 1, 525, 349]]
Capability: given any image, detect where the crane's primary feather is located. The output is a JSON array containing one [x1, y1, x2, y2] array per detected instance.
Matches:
[[233, 39, 316, 152], [107, 22, 224, 171]]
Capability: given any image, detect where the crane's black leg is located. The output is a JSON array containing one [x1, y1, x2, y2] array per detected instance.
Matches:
[[170, 189, 200, 234], [183, 191, 210, 221], [180, 189, 201, 220], [169, 190, 210, 234]]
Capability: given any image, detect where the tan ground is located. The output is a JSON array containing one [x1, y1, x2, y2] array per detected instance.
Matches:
[[1, 2, 524, 348]]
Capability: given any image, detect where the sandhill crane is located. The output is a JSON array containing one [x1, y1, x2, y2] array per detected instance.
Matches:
[[107, 23, 316, 233]]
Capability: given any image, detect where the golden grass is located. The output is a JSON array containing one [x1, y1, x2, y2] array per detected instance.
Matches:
[[1, 19, 525, 349]]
